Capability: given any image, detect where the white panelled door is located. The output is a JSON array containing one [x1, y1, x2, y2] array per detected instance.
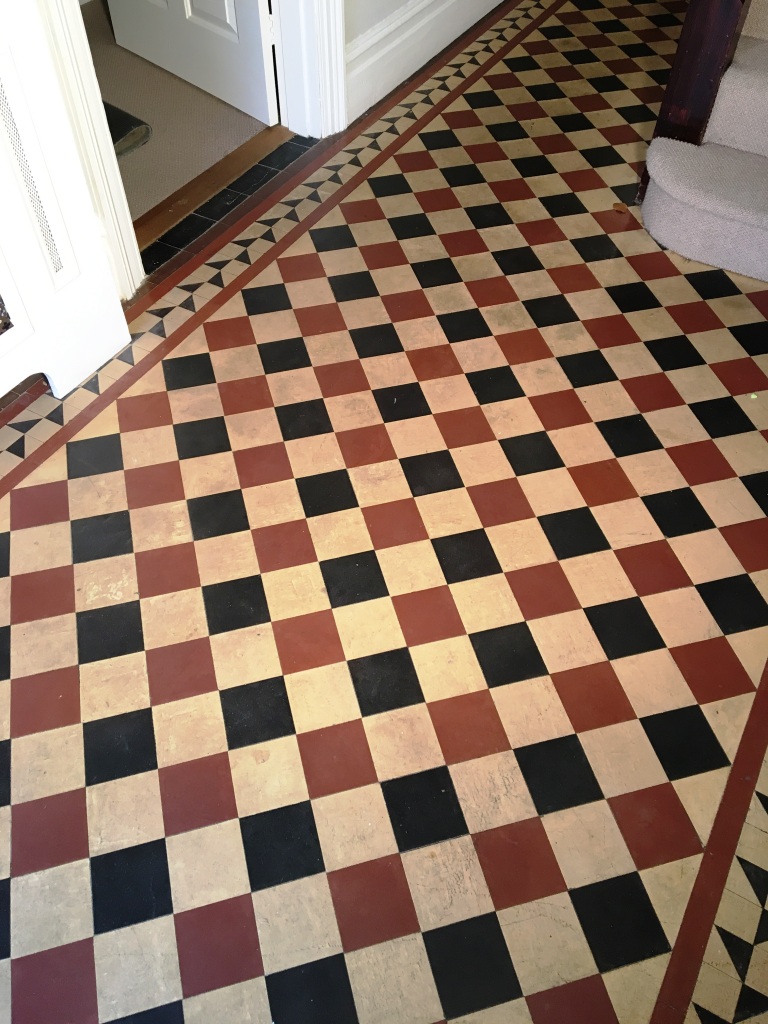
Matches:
[[105, 0, 279, 123]]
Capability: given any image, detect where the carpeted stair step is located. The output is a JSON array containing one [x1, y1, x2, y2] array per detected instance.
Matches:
[[642, 136, 768, 281], [704, 35, 768, 159]]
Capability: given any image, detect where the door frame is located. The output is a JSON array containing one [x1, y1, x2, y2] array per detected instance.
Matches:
[[41, 0, 347, 301]]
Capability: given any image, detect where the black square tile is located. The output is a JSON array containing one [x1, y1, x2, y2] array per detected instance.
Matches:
[[0, 877, 8, 961], [470, 622, 547, 687], [558, 351, 618, 388], [202, 575, 270, 634], [297, 469, 358, 518], [697, 575, 768, 634], [571, 873, 670, 972], [539, 507, 610, 559], [77, 602, 144, 665], [220, 677, 295, 749], [467, 367, 524, 405], [523, 295, 579, 328], [617, 101, 655, 121], [598, 415, 663, 457], [390, 214, 436, 240], [488, 121, 528, 142], [585, 597, 665, 660], [349, 323, 403, 358], [607, 282, 662, 313], [424, 914, 521, 1019], [401, 450, 463, 496], [641, 706, 729, 781], [240, 801, 324, 891], [413, 258, 462, 289], [196, 187, 247, 222], [566, 48, 599, 65], [369, 173, 413, 197], [382, 766, 468, 852], [421, 129, 461, 150], [492, 246, 544, 276], [466, 204, 513, 229], [349, 647, 424, 716], [642, 488, 715, 537], [329, 271, 379, 302], [0, 627, 9, 683], [504, 55, 538, 71], [173, 417, 231, 460], [228, 162, 279, 195], [72, 511, 133, 563], [438, 309, 492, 343], [582, 146, 624, 168], [442, 164, 486, 186], [265, 955, 358, 1024], [501, 431, 564, 475], [572, 234, 623, 263], [84, 708, 157, 785], [162, 354, 216, 391], [0, 533, 8, 578], [515, 734, 603, 814], [260, 140, 307, 171], [187, 490, 249, 540], [258, 337, 311, 374], [686, 269, 741, 300], [142, 242, 180, 274], [66, 435, 124, 479], [590, 74, 625, 93], [110, 1004, 184, 1024], [541, 193, 588, 217], [432, 530, 502, 584], [512, 155, 556, 177], [645, 335, 705, 371], [158, 214, 211, 249], [552, 113, 593, 133], [690, 397, 755, 438], [731, 322, 768, 357], [320, 551, 388, 607], [309, 225, 356, 251], [242, 283, 292, 316], [0, 739, 9, 807], [90, 841, 171, 938], [374, 383, 430, 422], [742, 472, 768, 516], [276, 399, 333, 441], [465, 90, 504, 108]]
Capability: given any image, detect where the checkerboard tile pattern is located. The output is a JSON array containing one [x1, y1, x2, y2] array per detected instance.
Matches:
[[1, 0, 767, 1020]]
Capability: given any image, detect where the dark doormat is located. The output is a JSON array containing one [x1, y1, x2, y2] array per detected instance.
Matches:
[[104, 101, 152, 157]]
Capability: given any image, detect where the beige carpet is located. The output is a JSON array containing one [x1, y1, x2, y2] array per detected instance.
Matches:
[[82, 0, 267, 219]]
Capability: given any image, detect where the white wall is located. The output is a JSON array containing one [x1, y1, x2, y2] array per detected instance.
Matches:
[[345, 0, 406, 42]]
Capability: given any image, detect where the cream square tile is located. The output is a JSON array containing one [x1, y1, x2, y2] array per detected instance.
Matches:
[[410, 635, 486, 701], [450, 750, 536, 834], [262, 562, 330, 620], [140, 589, 209, 650], [95, 916, 182, 1021], [669, 530, 746, 585], [180, 452, 240, 499], [313, 783, 398, 871], [153, 692, 228, 767], [167, 819, 250, 913], [580, 720, 668, 798], [613, 649, 695, 717], [543, 801, 635, 888], [11, 614, 77, 678], [11, 860, 92, 957], [487, 519, 556, 571], [416, 489, 483, 539], [308, 508, 374, 560], [642, 588, 721, 648], [183, 978, 271, 1024], [403, 835, 493, 931], [74, 555, 139, 612], [68, 473, 128, 520], [87, 771, 165, 856], [80, 652, 150, 721], [194, 532, 260, 586], [335, 597, 406, 660], [492, 678, 573, 749], [12, 725, 85, 803], [0, 806, 9, 879], [377, 540, 446, 595], [450, 575, 522, 633], [209, 624, 280, 689], [592, 498, 664, 549], [253, 874, 342, 973], [518, 468, 586, 516], [694, 478, 764, 527], [230, 736, 309, 816], [130, 502, 194, 551], [285, 661, 360, 733], [347, 934, 443, 1024], [561, 550, 635, 606], [364, 705, 444, 781]]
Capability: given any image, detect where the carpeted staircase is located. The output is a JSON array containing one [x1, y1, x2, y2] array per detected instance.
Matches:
[[642, 32, 768, 282]]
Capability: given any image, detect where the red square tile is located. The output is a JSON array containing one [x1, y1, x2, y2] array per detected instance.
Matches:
[[11, 666, 81, 738], [473, 818, 567, 909], [497, 329, 552, 365], [627, 252, 681, 280], [295, 303, 347, 337], [395, 151, 437, 172], [252, 519, 317, 572], [615, 540, 690, 596], [591, 209, 642, 235], [408, 346, 463, 381], [722, 519, 768, 572], [667, 440, 736, 485], [609, 784, 702, 870], [561, 170, 608, 193], [203, 317, 257, 350], [429, 691, 510, 764], [315, 360, 370, 397], [468, 479, 534, 527], [435, 407, 494, 448], [490, 179, 535, 203], [749, 290, 768, 317], [601, 124, 642, 145], [340, 198, 385, 223], [572, 94, 611, 113], [360, 241, 409, 270], [298, 719, 377, 798], [466, 277, 518, 308], [277, 253, 326, 282], [584, 315, 642, 349], [670, 636, 755, 704], [382, 290, 434, 322], [218, 377, 272, 416], [116, 392, 173, 432], [441, 230, 488, 257], [363, 498, 428, 549], [337, 425, 397, 468], [234, 443, 293, 488], [273, 609, 345, 674], [569, 460, 637, 506], [159, 752, 238, 836], [536, 133, 577, 154], [486, 71, 519, 90], [146, 637, 218, 705], [443, 109, 482, 129], [549, 64, 582, 81], [509, 101, 547, 121], [12, 939, 98, 1024], [668, 301, 723, 334], [136, 543, 200, 598], [416, 188, 461, 213], [530, 390, 591, 430], [125, 462, 185, 509], [466, 142, 508, 165], [10, 481, 69, 530], [175, 895, 263, 998], [506, 563, 580, 619], [329, 854, 420, 951], [551, 662, 635, 733], [12, 788, 89, 875], [11, 566, 76, 625], [527, 975, 620, 1024], [622, 373, 684, 412], [517, 220, 567, 245], [547, 265, 601, 294], [393, 587, 465, 646], [712, 358, 768, 396]]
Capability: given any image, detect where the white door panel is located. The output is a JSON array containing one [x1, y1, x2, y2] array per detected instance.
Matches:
[[106, 0, 279, 123]]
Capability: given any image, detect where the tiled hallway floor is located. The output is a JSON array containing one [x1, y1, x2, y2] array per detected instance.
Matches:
[[1, 0, 768, 1021]]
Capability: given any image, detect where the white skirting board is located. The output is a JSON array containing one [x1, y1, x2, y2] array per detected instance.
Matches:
[[346, 0, 501, 123]]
